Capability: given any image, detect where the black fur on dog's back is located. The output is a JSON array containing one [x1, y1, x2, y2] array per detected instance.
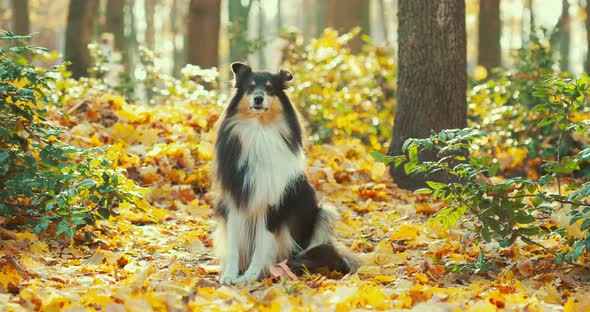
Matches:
[[287, 243, 359, 276]]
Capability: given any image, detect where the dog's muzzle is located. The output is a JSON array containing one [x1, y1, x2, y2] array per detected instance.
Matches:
[[249, 93, 268, 112]]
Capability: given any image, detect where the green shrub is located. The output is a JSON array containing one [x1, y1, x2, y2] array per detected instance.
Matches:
[[0, 31, 144, 237], [83, 42, 221, 106], [377, 74, 589, 266], [467, 28, 587, 176], [281, 29, 396, 148]]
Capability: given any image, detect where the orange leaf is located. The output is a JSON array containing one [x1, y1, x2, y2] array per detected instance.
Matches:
[[268, 259, 298, 281]]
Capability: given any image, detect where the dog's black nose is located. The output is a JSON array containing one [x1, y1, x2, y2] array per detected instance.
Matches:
[[254, 96, 264, 105]]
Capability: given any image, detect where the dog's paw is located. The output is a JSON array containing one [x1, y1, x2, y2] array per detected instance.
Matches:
[[219, 275, 238, 285], [219, 270, 239, 285], [233, 271, 260, 284]]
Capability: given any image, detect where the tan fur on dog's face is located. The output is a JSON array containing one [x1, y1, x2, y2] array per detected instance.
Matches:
[[236, 85, 283, 126], [229, 63, 294, 127], [236, 95, 283, 125]]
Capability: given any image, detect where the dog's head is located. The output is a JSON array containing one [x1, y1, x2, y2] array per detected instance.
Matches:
[[231, 62, 293, 114]]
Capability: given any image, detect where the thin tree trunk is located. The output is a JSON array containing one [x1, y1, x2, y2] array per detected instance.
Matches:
[[105, 0, 126, 52], [0, 1, 8, 30], [586, 0, 590, 73], [172, 0, 181, 76], [277, 0, 282, 31], [65, 0, 100, 79], [388, 0, 467, 190], [530, 0, 535, 28], [122, 0, 138, 99], [10, 0, 29, 35], [316, 0, 325, 37], [522, 0, 531, 47], [257, 0, 265, 68], [186, 0, 221, 69], [378, 0, 390, 45], [228, 0, 252, 62], [478, 0, 501, 70], [559, 0, 570, 72], [325, 0, 370, 53], [145, 0, 155, 50], [94, 0, 104, 37], [302, 0, 313, 42]]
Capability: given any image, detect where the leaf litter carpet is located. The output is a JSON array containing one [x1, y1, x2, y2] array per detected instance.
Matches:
[[1, 96, 590, 311]]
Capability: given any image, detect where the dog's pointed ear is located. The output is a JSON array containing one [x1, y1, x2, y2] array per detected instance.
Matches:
[[231, 62, 251, 77], [278, 68, 293, 82]]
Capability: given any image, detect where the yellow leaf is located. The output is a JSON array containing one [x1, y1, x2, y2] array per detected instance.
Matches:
[[415, 203, 435, 214], [413, 272, 429, 284], [140, 128, 160, 146], [394, 292, 413, 309], [30, 240, 49, 254], [390, 223, 420, 241], [370, 162, 386, 181], [564, 296, 590, 312], [12, 77, 29, 88], [41, 293, 72, 312], [186, 199, 212, 217], [538, 282, 562, 304], [16, 231, 39, 242], [468, 301, 498, 312], [20, 254, 43, 270], [372, 274, 396, 283], [197, 142, 214, 161], [0, 265, 21, 291], [110, 122, 139, 144], [474, 65, 488, 81]]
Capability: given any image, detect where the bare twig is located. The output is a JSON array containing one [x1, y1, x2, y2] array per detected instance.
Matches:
[[555, 130, 564, 209], [4, 254, 30, 279], [0, 227, 17, 240], [518, 234, 588, 269]]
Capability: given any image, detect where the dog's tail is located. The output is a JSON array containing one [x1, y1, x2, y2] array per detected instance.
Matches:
[[286, 243, 359, 277], [286, 205, 359, 277]]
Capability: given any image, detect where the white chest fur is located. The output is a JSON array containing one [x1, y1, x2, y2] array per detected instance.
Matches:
[[229, 118, 305, 213]]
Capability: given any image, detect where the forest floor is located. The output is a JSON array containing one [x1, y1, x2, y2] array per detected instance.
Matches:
[[1, 95, 590, 311]]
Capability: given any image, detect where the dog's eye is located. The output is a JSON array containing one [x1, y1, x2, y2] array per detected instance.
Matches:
[[265, 85, 273, 92], [247, 85, 254, 92]]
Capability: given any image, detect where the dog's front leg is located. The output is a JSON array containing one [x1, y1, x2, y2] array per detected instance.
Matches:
[[219, 210, 242, 285], [234, 218, 277, 284]]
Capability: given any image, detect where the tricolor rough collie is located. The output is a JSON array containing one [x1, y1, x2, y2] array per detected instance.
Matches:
[[213, 63, 357, 284]]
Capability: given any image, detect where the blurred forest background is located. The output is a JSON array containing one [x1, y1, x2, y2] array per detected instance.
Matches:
[[1, 1, 590, 309], [3, 0, 590, 83]]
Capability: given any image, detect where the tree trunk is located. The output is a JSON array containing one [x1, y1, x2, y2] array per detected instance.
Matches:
[[145, 0, 155, 50], [186, 0, 221, 69], [586, 0, 590, 73], [0, 1, 8, 30], [325, 0, 370, 53], [316, 0, 325, 37], [378, 0, 390, 45], [522, 0, 532, 47], [228, 0, 252, 62], [478, 0, 501, 70], [302, 0, 313, 42], [65, 0, 100, 79], [277, 0, 282, 31], [559, 0, 570, 72], [126, 0, 138, 98], [388, 0, 467, 190], [172, 0, 182, 76], [11, 0, 29, 35], [105, 0, 126, 52], [529, 0, 535, 28], [257, 0, 265, 69]]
